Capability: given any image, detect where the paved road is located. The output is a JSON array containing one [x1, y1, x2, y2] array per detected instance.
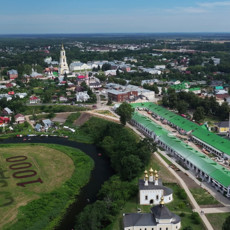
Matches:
[[202, 207, 230, 214]]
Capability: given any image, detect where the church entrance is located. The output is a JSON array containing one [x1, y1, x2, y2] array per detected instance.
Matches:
[[150, 199, 154, 205]]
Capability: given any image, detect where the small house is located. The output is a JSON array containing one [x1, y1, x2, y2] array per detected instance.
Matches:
[[15, 114, 25, 124]]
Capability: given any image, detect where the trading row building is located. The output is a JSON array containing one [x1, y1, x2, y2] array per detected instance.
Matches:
[[130, 103, 230, 198]]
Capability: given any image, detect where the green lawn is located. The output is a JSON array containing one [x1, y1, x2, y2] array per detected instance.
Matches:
[[206, 213, 230, 230], [108, 183, 205, 230], [64, 112, 81, 126], [0, 143, 94, 230], [190, 188, 220, 206], [157, 151, 172, 165]]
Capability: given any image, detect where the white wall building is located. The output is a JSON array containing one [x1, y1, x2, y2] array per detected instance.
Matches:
[[123, 198, 181, 230], [76, 91, 90, 102], [69, 61, 91, 72], [139, 169, 173, 205]]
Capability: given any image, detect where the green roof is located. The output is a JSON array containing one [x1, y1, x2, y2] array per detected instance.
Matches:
[[215, 86, 223, 90], [131, 111, 230, 188], [170, 83, 187, 90], [189, 87, 200, 91], [131, 102, 230, 156]]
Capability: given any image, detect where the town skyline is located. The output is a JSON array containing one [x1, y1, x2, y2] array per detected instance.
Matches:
[[1, 0, 230, 34]]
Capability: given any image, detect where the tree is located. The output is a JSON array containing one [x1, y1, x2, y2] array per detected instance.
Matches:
[[193, 106, 205, 123], [222, 215, 230, 230], [107, 97, 112, 106], [102, 63, 111, 71], [177, 100, 188, 114], [120, 155, 142, 180], [116, 102, 134, 126]]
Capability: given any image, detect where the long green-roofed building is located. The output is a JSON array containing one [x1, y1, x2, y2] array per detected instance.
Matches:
[[131, 111, 230, 197], [131, 102, 230, 159]]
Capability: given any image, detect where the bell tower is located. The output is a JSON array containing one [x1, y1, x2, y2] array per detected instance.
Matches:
[[59, 44, 69, 75]]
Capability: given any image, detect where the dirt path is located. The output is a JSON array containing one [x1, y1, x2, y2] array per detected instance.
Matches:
[[74, 113, 92, 126]]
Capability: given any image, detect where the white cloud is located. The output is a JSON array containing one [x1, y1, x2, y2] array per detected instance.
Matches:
[[198, 1, 230, 8], [165, 1, 230, 14]]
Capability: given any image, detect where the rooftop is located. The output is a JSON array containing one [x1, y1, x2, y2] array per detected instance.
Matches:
[[132, 111, 230, 188]]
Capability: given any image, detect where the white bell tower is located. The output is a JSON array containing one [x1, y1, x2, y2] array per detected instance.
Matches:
[[59, 44, 69, 75]]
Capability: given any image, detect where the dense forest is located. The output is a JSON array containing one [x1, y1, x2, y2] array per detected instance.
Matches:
[[75, 117, 156, 229]]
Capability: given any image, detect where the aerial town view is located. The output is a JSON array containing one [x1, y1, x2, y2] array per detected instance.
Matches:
[[1, 1, 230, 230]]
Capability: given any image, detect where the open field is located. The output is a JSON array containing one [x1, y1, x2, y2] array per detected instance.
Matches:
[[0, 145, 75, 229], [190, 188, 221, 206], [206, 213, 230, 230], [0, 143, 93, 230], [95, 110, 117, 118], [149, 154, 178, 183]]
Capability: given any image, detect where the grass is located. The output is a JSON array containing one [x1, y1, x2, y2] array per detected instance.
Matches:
[[148, 154, 178, 183], [23, 105, 87, 115], [206, 213, 230, 230], [157, 151, 172, 165], [0, 143, 94, 230], [64, 112, 81, 126], [95, 110, 117, 117], [206, 212, 230, 230], [0, 145, 74, 229], [190, 188, 220, 206]]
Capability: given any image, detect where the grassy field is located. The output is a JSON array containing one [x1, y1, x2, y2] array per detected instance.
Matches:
[[190, 188, 220, 206], [0, 145, 75, 229], [0, 143, 93, 230], [95, 110, 117, 117], [148, 154, 178, 183], [206, 213, 230, 230]]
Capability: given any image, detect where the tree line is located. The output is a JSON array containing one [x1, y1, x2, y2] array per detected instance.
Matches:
[[162, 89, 230, 122], [75, 117, 156, 229]]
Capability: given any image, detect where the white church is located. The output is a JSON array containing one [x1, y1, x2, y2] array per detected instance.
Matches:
[[139, 168, 173, 205], [123, 168, 181, 230], [123, 196, 181, 230]]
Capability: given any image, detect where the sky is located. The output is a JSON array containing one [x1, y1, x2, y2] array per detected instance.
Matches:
[[0, 0, 230, 34]]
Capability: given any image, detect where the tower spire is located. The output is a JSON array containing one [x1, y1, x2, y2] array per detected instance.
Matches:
[[59, 44, 69, 75]]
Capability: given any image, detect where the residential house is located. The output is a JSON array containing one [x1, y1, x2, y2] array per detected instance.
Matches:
[[42, 119, 52, 130], [7, 69, 18, 80], [35, 124, 42, 132], [59, 96, 68, 102], [0, 117, 10, 126], [76, 91, 90, 102], [29, 96, 40, 104], [15, 114, 25, 124], [216, 121, 230, 134], [2, 107, 13, 116]]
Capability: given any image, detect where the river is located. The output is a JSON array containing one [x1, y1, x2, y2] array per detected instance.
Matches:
[[0, 136, 114, 230]]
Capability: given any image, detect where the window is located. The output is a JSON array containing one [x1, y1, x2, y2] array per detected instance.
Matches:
[[145, 195, 148, 200], [156, 195, 159, 200]]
